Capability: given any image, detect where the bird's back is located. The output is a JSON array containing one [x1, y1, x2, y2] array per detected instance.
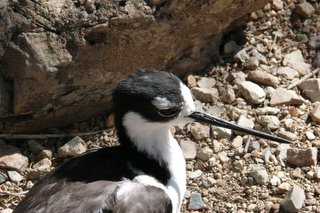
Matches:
[[14, 146, 172, 213]]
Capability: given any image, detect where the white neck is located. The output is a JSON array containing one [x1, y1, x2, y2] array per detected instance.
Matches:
[[122, 111, 186, 213]]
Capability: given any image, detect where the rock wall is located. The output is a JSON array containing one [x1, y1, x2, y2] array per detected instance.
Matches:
[[0, 0, 269, 132]]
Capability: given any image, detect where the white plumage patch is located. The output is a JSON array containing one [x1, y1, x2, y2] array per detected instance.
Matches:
[[122, 83, 196, 213]]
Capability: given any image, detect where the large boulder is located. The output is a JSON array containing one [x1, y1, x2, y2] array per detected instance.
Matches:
[[0, 0, 268, 132]]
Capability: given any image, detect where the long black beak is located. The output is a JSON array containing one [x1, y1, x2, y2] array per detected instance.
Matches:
[[188, 111, 291, 144]]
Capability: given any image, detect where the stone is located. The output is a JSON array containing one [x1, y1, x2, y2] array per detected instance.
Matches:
[[234, 49, 250, 62], [277, 128, 298, 141], [247, 204, 257, 211], [251, 49, 268, 64], [39, 149, 53, 160], [246, 57, 260, 70], [7, 170, 23, 182], [0, 144, 29, 172], [276, 144, 290, 160], [256, 115, 280, 130], [272, 0, 283, 10], [249, 164, 268, 185], [283, 50, 311, 76], [189, 123, 210, 140], [294, 2, 315, 18], [188, 192, 206, 210], [206, 105, 225, 117], [197, 147, 214, 162], [27, 158, 52, 179], [298, 78, 320, 103], [32, 158, 52, 171], [202, 177, 216, 188], [309, 35, 320, 50], [239, 81, 266, 104], [28, 140, 44, 154], [310, 103, 320, 123], [0, 209, 13, 213], [220, 85, 235, 104], [255, 107, 280, 115], [270, 175, 281, 186], [224, 40, 241, 54], [211, 140, 221, 153], [233, 160, 244, 171], [187, 75, 197, 88], [292, 168, 301, 178], [278, 182, 291, 194], [188, 170, 203, 179], [0, 170, 8, 184], [262, 147, 272, 163], [191, 87, 219, 103], [265, 86, 275, 98], [180, 139, 197, 160], [276, 67, 299, 80], [306, 171, 314, 180], [312, 51, 320, 68], [58, 136, 87, 157], [227, 71, 247, 85], [286, 148, 317, 167], [211, 126, 232, 139], [231, 136, 243, 149], [248, 141, 260, 152], [236, 115, 254, 134], [305, 131, 316, 140], [197, 77, 216, 89], [218, 151, 230, 163], [247, 70, 279, 86], [314, 167, 320, 179], [270, 88, 304, 106], [280, 185, 305, 212]]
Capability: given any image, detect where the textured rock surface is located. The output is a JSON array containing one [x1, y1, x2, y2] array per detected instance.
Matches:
[[0, 0, 269, 133]]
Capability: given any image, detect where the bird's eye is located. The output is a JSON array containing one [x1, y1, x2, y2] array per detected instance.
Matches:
[[157, 107, 180, 117]]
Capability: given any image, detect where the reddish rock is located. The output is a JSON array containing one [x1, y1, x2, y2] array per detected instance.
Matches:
[[247, 70, 279, 86], [0, 144, 29, 172], [286, 148, 317, 167], [310, 103, 320, 123]]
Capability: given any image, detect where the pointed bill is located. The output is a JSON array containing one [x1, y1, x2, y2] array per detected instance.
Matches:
[[188, 111, 291, 144]]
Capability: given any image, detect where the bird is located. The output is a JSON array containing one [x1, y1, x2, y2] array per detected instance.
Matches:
[[13, 69, 290, 213]]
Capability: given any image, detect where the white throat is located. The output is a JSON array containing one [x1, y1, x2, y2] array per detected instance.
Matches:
[[122, 111, 186, 213]]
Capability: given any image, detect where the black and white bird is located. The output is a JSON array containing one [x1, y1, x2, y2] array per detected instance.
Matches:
[[14, 69, 290, 213]]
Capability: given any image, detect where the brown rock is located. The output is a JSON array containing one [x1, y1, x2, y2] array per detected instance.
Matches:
[[0, 0, 270, 133], [270, 88, 304, 106], [298, 78, 320, 103], [286, 148, 318, 167], [310, 103, 320, 124], [0, 144, 29, 172], [189, 123, 210, 140], [272, 0, 283, 10], [191, 87, 219, 103], [294, 2, 316, 18], [247, 70, 279, 86], [220, 85, 235, 104], [187, 75, 197, 88]]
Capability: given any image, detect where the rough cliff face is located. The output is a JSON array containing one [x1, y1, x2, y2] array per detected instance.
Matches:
[[0, 0, 269, 132]]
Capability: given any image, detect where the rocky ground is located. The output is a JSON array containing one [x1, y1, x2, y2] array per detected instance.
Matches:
[[1, 0, 320, 212]]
